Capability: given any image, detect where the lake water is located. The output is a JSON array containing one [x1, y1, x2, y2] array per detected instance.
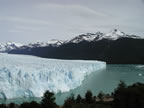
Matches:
[[55, 64, 144, 105], [0, 64, 144, 105]]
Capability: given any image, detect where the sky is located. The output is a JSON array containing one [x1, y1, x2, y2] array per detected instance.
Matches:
[[0, 0, 144, 44]]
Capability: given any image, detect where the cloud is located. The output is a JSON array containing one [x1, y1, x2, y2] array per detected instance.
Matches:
[[0, 0, 143, 43], [7, 25, 51, 33], [15, 26, 44, 31], [0, 16, 51, 25], [8, 29, 23, 33], [35, 3, 111, 18]]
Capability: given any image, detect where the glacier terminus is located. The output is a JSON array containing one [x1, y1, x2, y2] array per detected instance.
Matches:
[[0, 54, 106, 99]]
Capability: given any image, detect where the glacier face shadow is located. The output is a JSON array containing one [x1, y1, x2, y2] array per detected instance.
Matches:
[[0, 53, 106, 99]]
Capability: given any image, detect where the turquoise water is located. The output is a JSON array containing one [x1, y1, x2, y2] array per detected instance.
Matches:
[[0, 64, 144, 105], [55, 64, 144, 105]]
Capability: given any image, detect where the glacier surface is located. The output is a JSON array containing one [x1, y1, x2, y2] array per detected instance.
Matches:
[[0, 54, 106, 99]]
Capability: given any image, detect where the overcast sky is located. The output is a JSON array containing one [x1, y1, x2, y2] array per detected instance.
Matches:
[[0, 0, 144, 43]]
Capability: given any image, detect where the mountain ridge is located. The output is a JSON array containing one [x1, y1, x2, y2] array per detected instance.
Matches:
[[1, 29, 144, 64], [0, 41, 23, 52], [0, 29, 141, 53]]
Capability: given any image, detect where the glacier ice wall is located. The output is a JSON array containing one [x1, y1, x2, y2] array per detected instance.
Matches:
[[0, 54, 106, 99]]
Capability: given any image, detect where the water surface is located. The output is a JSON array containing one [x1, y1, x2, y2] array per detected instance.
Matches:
[[55, 64, 144, 105]]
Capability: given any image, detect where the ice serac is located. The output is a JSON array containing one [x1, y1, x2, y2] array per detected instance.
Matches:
[[0, 54, 106, 99]]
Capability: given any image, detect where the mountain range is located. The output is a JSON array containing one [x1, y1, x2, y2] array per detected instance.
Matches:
[[0, 42, 23, 53], [1, 29, 144, 64]]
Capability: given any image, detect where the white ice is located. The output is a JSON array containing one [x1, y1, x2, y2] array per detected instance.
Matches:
[[0, 53, 106, 99]]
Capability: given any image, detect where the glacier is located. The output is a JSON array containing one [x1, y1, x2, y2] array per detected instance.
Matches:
[[0, 53, 106, 99]]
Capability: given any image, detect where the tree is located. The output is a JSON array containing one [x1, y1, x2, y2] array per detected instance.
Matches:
[[76, 94, 82, 103], [0, 104, 8, 108], [20, 102, 30, 108], [29, 101, 42, 108], [114, 82, 144, 108], [9, 103, 15, 108], [41, 90, 57, 108], [85, 90, 94, 103], [117, 80, 127, 89], [98, 91, 104, 102], [63, 93, 75, 108]]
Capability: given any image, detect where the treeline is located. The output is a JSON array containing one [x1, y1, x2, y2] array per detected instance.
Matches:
[[0, 81, 144, 108]]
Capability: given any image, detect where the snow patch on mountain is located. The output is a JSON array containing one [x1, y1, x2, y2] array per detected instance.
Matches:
[[102, 29, 126, 40], [94, 29, 141, 41], [66, 32, 103, 43], [47, 39, 64, 46], [23, 39, 64, 48]]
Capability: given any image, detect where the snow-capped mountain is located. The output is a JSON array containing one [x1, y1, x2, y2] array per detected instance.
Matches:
[[21, 39, 64, 48], [47, 39, 64, 46], [9, 29, 144, 64], [0, 40, 64, 52], [100, 29, 126, 40], [1, 29, 141, 53], [97, 29, 140, 40], [67, 29, 141, 43], [66, 32, 103, 43], [0, 42, 23, 52]]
